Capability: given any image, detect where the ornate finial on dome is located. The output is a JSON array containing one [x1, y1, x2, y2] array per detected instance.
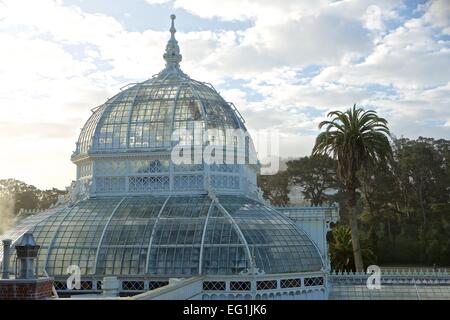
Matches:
[[163, 14, 182, 70], [170, 14, 176, 37]]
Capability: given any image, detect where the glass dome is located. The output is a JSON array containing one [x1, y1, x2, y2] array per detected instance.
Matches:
[[70, 15, 256, 198], [6, 195, 323, 277], [74, 70, 246, 155], [0, 16, 325, 283], [73, 16, 245, 157]]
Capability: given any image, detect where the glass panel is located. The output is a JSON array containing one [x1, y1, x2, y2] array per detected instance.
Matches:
[[218, 195, 323, 274], [130, 159, 169, 174], [96, 196, 166, 275], [147, 196, 211, 276], [44, 198, 122, 276]]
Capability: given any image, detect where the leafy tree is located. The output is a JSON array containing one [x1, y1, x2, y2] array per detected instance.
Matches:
[[258, 172, 290, 205], [0, 179, 67, 215], [39, 188, 67, 210], [328, 224, 376, 271], [286, 155, 338, 205], [259, 136, 449, 268], [329, 224, 353, 271], [313, 105, 392, 271], [393, 137, 450, 225]]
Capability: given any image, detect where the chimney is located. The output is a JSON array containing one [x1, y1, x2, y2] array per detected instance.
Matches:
[[0, 233, 54, 300], [15, 233, 40, 279], [1, 239, 12, 279]]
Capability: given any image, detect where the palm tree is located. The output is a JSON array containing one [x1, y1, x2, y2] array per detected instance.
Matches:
[[313, 104, 392, 271], [329, 224, 377, 271], [329, 224, 353, 271]]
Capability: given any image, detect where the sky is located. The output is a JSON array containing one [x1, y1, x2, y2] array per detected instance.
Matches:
[[0, 0, 449, 189]]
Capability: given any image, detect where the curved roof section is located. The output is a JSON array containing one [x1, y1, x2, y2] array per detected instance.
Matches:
[[73, 15, 246, 158], [3, 195, 323, 277]]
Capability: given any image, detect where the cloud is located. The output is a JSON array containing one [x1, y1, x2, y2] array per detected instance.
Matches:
[[208, 14, 372, 75], [171, 0, 404, 82], [313, 23, 450, 89], [0, 0, 134, 188], [173, 0, 402, 26], [174, 0, 291, 22], [219, 0, 450, 148], [0, 0, 449, 189], [421, 0, 450, 35], [173, 1, 388, 78]]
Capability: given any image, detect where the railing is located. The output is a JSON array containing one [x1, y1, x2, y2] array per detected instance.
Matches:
[[331, 268, 450, 276], [329, 268, 450, 300], [119, 83, 138, 91], [330, 268, 450, 285], [228, 102, 246, 124], [48, 270, 328, 298], [131, 276, 204, 300]]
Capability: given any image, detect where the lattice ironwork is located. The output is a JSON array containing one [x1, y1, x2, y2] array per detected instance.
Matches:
[[80, 281, 93, 290], [256, 280, 277, 290], [211, 175, 239, 189], [174, 175, 203, 189], [230, 281, 251, 291], [149, 281, 169, 290], [53, 281, 67, 290], [96, 177, 126, 192], [122, 281, 145, 291], [53, 280, 93, 291], [129, 176, 169, 191], [280, 278, 302, 288], [203, 281, 226, 291], [304, 277, 324, 287]]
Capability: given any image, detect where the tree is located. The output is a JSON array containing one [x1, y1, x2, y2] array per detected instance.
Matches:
[[257, 136, 449, 268], [286, 155, 338, 205], [329, 224, 353, 271], [258, 172, 290, 205], [313, 105, 392, 271], [329, 224, 376, 271], [393, 137, 450, 225], [0, 179, 67, 215], [39, 188, 67, 209]]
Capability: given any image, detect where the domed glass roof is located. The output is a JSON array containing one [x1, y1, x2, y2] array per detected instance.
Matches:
[[75, 70, 246, 155], [74, 16, 245, 157], [70, 15, 257, 198], [5, 195, 323, 277], [0, 16, 325, 283]]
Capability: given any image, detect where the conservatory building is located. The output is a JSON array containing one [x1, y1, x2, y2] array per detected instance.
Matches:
[[0, 15, 340, 300]]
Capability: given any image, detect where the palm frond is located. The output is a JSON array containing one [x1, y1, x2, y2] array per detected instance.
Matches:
[[313, 105, 392, 182]]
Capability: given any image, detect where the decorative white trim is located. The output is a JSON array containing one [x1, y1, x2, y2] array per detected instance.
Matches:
[[145, 195, 171, 273], [214, 201, 255, 272], [93, 197, 127, 273], [43, 206, 77, 271], [198, 200, 215, 275]]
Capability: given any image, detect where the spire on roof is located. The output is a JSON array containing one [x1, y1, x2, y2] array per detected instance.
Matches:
[[163, 14, 182, 70]]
